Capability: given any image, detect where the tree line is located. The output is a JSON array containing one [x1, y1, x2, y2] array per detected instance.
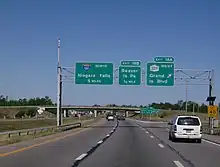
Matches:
[[105, 100, 217, 113], [0, 95, 55, 106], [0, 95, 216, 114]]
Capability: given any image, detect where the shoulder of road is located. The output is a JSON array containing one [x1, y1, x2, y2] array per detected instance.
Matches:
[[0, 118, 106, 156]]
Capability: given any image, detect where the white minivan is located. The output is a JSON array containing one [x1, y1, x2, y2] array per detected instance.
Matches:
[[168, 115, 202, 143]]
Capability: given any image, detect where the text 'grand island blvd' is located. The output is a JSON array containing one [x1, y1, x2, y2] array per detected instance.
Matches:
[[74, 57, 175, 86]]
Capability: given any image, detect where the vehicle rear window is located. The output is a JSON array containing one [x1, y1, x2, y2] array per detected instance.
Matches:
[[177, 117, 200, 126]]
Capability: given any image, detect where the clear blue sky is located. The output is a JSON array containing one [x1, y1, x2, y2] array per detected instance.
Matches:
[[1, 0, 220, 106]]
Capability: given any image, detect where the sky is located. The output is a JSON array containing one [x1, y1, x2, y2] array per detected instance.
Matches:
[[0, 0, 220, 106]]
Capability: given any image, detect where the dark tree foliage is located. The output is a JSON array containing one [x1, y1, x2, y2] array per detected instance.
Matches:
[[0, 95, 55, 106], [105, 101, 210, 113], [0, 94, 210, 114]]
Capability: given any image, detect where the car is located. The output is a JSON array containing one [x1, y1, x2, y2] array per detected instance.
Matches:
[[117, 115, 125, 120], [168, 115, 202, 143], [106, 114, 114, 121]]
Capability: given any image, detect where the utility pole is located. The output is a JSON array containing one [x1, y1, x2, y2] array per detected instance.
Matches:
[[185, 79, 188, 112], [57, 38, 62, 126], [193, 103, 195, 115]]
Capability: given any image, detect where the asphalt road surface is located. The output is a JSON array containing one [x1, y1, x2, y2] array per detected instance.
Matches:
[[1, 119, 220, 167]]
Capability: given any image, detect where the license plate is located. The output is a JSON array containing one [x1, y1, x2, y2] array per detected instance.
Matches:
[[186, 130, 192, 133]]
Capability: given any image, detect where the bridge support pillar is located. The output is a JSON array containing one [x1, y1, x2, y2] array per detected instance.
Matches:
[[125, 111, 129, 117], [64, 110, 67, 118], [94, 110, 97, 118]]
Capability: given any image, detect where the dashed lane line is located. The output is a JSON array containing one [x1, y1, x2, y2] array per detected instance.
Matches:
[[71, 121, 119, 167], [158, 144, 164, 148], [173, 160, 184, 167], [75, 153, 88, 161], [97, 140, 103, 144]]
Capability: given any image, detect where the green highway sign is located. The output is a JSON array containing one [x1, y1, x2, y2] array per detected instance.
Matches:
[[120, 60, 141, 66], [140, 107, 159, 114], [119, 66, 141, 85], [146, 62, 174, 86], [154, 57, 174, 63], [75, 62, 114, 85]]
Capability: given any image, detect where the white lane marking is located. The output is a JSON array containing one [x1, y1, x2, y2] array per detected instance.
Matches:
[[97, 140, 103, 144], [110, 130, 114, 133], [145, 131, 149, 134], [173, 161, 184, 167], [158, 144, 164, 148], [75, 153, 87, 161], [203, 139, 220, 147], [106, 134, 110, 137], [150, 135, 154, 138]]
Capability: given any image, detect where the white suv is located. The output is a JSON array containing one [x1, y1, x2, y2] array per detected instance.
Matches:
[[168, 115, 202, 143]]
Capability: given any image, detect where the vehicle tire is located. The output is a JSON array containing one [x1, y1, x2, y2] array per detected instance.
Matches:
[[171, 135, 176, 142], [197, 139, 202, 143], [169, 134, 172, 140]]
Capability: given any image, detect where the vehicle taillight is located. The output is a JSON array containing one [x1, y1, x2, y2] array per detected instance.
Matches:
[[200, 126, 203, 133], [174, 125, 177, 132]]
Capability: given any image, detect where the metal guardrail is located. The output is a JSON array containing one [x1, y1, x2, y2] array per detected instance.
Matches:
[[203, 127, 220, 135], [0, 122, 81, 138]]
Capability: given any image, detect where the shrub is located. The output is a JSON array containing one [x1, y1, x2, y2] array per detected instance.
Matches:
[[26, 108, 37, 117], [15, 110, 26, 118]]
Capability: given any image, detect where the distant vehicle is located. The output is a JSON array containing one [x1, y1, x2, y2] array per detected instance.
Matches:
[[116, 115, 125, 120], [106, 114, 114, 121], [168, 115, 202, 143]]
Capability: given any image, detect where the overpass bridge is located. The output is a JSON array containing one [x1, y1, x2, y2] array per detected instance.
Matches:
[[0, 105, 141, 112]]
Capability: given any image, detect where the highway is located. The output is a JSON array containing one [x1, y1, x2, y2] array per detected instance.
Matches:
[[0, 119, 220, 167]]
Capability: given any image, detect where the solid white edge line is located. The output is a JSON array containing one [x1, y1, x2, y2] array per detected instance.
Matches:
[[75, 153, 87, 161], [106, 134, 110, 137], [203, 139, 220, 147], [158, 144, 164, 148], [173, 161, 184, 167], [150, 135, 154, 138], [110, 130, 114, 133], [97, 140, 103, 144]]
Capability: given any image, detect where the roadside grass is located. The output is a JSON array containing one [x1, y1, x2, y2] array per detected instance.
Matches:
[[133, 110, 209, 123], [0, 116, 95, 132], [0, 116, 103, 146], [0, 130, 57, 146]]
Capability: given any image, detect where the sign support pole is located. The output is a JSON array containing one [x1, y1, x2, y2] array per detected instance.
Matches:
[[57, 38, 62, 126], [185, 79, 188, 112], [209, 69, 214, 134]]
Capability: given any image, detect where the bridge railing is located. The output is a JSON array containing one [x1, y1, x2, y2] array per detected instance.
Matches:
[[0, 105, 141, 110]]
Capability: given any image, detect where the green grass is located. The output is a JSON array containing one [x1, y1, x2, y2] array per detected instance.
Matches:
[[0, 116, 103, 146], [134, 110, 209, 122], [0, 130, 58, 146], [0, 116, 95, 132]]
